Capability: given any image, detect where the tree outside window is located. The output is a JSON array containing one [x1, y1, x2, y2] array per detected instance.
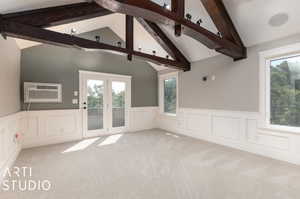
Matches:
[[270, 55, 300, 127], [164, 77, 177, 114]]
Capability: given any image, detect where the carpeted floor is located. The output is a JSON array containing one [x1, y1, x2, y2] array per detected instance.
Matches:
[[1, 129, 300, 199]]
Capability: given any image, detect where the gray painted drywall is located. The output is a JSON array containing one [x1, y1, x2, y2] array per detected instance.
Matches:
[[180, 33, 300, 112], [0, 37, 21, 117], [21, 28, 158, 110]]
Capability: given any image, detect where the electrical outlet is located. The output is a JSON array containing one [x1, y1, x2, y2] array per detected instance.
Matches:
[[72, 99, 78, 104]]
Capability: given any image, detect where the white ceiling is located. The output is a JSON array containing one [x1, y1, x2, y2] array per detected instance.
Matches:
[[1, 0, 300, 69]]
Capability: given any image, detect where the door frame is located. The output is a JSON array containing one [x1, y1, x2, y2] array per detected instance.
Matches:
[[79, 70, 132, 137]]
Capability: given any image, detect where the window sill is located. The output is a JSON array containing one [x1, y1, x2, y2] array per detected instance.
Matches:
[[161, 113, 177, 117], [260, 125, 300, 135]]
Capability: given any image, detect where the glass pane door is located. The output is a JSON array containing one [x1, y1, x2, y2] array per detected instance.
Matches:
[[87, 80, 104, 130], [81, 71, 131, 137], [111, 81, 126, 128]]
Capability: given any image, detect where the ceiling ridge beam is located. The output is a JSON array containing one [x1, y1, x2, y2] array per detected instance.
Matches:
[[136, 17, 190, 68], [94, 0, 246, 60], [0, 20, 189, 71], [2, 2, 113, 28]]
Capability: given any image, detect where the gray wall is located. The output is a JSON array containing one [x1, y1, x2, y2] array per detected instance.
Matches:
[[0, 37, 21, 117], [21, 28, 158, 110], [180, 33, 300, 112]]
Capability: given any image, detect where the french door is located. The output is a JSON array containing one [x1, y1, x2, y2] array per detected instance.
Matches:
[[80, 71, 131, 138]]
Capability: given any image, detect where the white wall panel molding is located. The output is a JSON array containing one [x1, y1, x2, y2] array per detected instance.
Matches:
[[0, 112, 22, 184], [21, 107, 159, 148], [21, 110, 83, 149], [129, 107, 158, 132], [158, 108, 300, 165]]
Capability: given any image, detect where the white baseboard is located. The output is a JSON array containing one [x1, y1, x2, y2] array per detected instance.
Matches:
[[157, 108, 300, 165]]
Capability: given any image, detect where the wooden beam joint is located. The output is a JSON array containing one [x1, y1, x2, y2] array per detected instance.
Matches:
[[94, 0, 246, 60], [136, 17, 190, 69]]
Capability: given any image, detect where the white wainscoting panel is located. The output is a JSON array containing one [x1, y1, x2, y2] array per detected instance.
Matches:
[[0, 112, 23, 183], [21, 110, 82, 149], [21, 107, 159, 148], [212, 116, 241, 141], [129, 107, 158, 132], [157, 108, 300, 165]]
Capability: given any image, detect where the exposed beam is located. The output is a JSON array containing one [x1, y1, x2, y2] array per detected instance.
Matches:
[[0, 20, 189, 70], [2, 2, 113, 28], [200, 0, 244, 48], [171, 0, 185, 37], [132, 51, 187, 71], [136, 17, 190, 68], [94, 0, 246, 60], [126, 15, 134, 61]]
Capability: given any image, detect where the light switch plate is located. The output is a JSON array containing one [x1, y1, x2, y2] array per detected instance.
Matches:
[[74, 91, 78, 96]]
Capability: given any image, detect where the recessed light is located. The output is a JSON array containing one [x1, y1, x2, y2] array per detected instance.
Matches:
[[269, 13, 289, 27]]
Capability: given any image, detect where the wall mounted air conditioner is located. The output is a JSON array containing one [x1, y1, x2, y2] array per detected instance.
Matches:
[[24, 82, 62, 103]]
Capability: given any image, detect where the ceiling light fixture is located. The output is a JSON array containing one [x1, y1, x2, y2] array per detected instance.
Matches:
[[196, 19, 203, 25], [95, 35, 100, 42], [186, 14, 192, 21]]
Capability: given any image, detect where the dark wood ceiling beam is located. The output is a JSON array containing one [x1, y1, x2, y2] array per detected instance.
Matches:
[[200, 0, 244, 48], [126, 15, 134, 61], [132, 51, 188, 71], [0, 20, 188, 70], [171, 0, 185, 37], [94, 0, 246, 60], [2, 2, 113, 28], [136, 17, 190, 68]]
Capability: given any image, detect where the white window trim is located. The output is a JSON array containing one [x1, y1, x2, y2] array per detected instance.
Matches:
[[159, 72, 179, 116], [259, 42, 300, 134]]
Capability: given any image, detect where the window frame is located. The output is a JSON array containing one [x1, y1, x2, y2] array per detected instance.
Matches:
[[259, 42, 300, 133], [159, 72, 179, 116]]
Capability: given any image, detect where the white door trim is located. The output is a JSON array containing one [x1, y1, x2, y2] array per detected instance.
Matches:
[[79, 71, 132, 137], [79, 70, 132, 79]]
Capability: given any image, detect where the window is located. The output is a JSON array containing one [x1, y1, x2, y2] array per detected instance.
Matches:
[[269, 55, 300, 127], [164, 77, 177, 114], [260, 43, 300, 132], [159, 72, 178, 115]]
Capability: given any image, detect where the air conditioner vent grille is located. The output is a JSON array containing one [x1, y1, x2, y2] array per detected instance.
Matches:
[[29, 90, 59, 99], [24, 82, 62, 103]]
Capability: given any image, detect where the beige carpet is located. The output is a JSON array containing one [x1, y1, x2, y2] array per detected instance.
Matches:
[[1, 129, 300, 199]]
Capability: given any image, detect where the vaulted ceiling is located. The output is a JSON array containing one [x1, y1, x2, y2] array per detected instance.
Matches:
[[1, 0, 300, 70]]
